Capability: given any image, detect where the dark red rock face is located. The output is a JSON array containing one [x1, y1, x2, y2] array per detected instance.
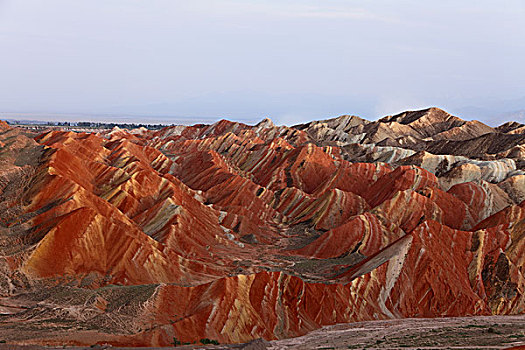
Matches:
[[1, 108, 525, 346]]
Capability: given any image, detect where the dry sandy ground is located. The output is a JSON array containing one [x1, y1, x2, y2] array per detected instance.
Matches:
[[268, 315, 525, 349], [1, 315, 525, 350]]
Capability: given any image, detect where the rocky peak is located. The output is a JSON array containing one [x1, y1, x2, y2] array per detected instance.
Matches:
[[496, 121, 525, 133], [256, 117, 275, 128], [0, 120, 10, 130], [379, 107, 455, 125]]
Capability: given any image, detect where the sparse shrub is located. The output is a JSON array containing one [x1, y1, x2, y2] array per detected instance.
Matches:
[[200, 338, 220, 345]]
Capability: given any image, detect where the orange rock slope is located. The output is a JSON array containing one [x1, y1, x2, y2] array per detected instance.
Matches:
[[1, 108, 525, 346]]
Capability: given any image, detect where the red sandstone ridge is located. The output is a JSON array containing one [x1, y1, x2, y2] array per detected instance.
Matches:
[[0, 120, 10, 130], [0, 108, 525, 347]]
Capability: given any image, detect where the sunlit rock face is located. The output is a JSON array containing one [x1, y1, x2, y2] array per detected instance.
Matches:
[[1, 107, 525, 346]]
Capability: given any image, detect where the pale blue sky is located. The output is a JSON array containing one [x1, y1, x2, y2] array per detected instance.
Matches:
[[0, 0, 524, 124]]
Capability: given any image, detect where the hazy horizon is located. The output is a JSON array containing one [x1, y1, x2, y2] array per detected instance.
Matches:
[[1, 1, 524, 125], [4, 104, 525, 128]]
